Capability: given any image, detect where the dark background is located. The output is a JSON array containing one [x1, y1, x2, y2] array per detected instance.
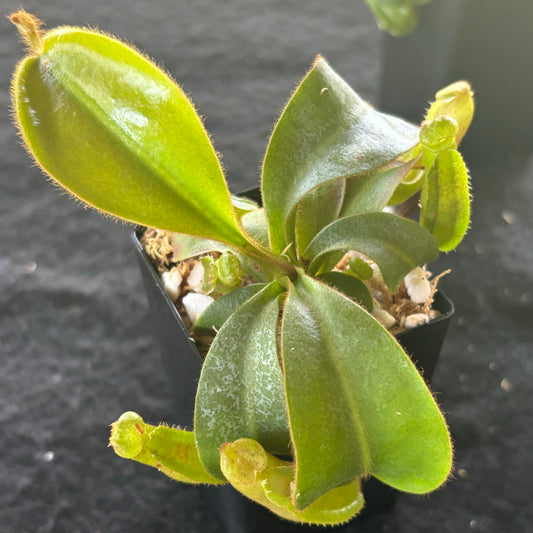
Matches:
[[1, 0, 532, 532]]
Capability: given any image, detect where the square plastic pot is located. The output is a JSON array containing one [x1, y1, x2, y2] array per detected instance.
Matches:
[[131, 225, 453, 533]]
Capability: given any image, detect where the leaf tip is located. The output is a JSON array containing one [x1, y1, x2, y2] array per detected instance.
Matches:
[[9, 9, 45, 56], [312, 54, 327, 68]]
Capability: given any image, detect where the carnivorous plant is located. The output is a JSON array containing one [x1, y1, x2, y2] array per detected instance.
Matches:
[[10, 10, 473, 524]]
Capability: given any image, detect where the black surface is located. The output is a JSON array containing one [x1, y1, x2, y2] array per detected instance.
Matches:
[[1, 1, 532, 532]]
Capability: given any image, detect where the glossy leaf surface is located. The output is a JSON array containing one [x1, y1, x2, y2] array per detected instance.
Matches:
[[281, 273, 452, 509], [12, 24, 250, 248], [220, 438, 364, 524], [262, 56, 419, 254], [303, 213, 439, 290], [195, 282, 290, 478]]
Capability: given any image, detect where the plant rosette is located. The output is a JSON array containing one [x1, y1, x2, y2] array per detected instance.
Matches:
[[10, 10, 473, 526]]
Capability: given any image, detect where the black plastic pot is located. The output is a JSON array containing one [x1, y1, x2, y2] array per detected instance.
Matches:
[[132, 226, 453, 533]]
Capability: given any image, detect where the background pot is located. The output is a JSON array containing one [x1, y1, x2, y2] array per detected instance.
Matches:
[[131, 221, 454, 532], [380, 0, 463, 123], [380, 0, 533, 157]]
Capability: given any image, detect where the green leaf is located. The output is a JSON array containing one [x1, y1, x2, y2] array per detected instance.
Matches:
[[231, 194, 260, 217], [12, 24, 250, 249], [262, 56, 420, 254], [340, 162, 411, 217], [294, 180, 346, 256], [420, 149, 471, 252], [347, 257, 374, 281], [109, 412, 223, 485], [316, 271, 373, 311], [306, 251, 346, 278], [387, 166, 425, 205], [171, 233, 270, 283], [194, 281, 290, 478], [241, 208, 270, 248], [220, 438, 364, 524], [171, 233, 230, 262], [281, 273, 452, 509], [194, 283, 267, 332], [303, 213, 439, 291]]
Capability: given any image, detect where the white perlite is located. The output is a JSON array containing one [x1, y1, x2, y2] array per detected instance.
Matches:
[[372, 308, 397, 329], [404, 266, 432, 304], [187, 262, 205, 292], [161, 268, 183, 301], [182, 293, 214, 324], [404, 313, 430, 329], [370, 262, 384, 283]]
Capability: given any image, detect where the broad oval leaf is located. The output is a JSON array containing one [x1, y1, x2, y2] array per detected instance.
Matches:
[[340, 162, 411, 217], [11, 22, 249, 248], [281, 273, 452, 509], [316, 271, 373, 311], [420, 149, 471, 252], [261, 56, 420, 254], [194, 283, 267, 333], [194, 281, 290, 478], [303, 213, 439, 291], [294, 180, 346, 256]]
